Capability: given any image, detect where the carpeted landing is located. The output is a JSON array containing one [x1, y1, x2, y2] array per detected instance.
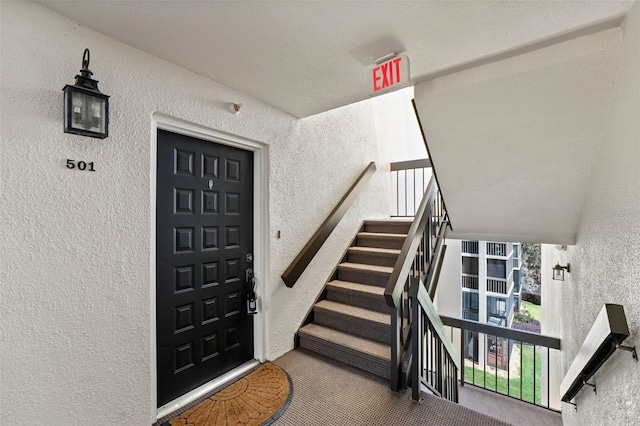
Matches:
[[271, 349, 513, 426], [161, 363, 292, 426]]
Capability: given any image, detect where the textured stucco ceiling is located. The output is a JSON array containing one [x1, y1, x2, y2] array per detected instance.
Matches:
[[414, 27, 623, 244], [35, 1, 632, 243], [38, 0, 633, 117]]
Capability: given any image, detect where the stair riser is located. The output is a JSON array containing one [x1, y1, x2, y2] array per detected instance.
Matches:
[[298, 334, 391, 380], [356, 235, 405, 250], [347, 251, 399, 268], [314, 309, 390, 344], [364, 223, 411, 234], [337, 268, 390, 287], [326, 288, 389, 313]]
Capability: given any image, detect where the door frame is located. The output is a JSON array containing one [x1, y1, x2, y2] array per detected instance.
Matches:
[[150, 113, 269, 421]]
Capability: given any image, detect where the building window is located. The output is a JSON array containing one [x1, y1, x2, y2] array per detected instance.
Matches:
[[487, 315, 506, 327], [462, 256, 479, 275], [462, 311, 479, 322], [487, 259, 506, 278], [462, 292, 479, 325], [463, 292, 479, 311], [464, 330, 479, 362], [487, 296, 507, 317]]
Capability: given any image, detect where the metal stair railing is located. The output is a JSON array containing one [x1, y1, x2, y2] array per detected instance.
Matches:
[[409, 277, 460, 402], [384, 174, 457, 402]]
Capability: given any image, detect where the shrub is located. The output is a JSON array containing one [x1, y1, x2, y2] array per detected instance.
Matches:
[[522, 292, 541, 305], [514, 309, 534, 324], [512, 320, 541, 334]]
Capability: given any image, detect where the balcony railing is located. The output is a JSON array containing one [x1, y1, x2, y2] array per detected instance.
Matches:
[[487, 242, 507, 257], [390, 159, 431, 217], [513, 258, 520, 269], [487, 279, 508, 294], [462, 275, 479, 290], [441, 316, 561, 411], [462, 240, 479, 254]]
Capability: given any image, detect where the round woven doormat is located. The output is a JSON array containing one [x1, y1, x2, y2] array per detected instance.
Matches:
[[164, 363, 293, 426]]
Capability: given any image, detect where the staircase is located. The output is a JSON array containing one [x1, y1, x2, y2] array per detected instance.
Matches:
[[297, 220, 411, 380]]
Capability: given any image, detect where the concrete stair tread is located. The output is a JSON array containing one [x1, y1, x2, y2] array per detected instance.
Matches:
[[326, 280, 386, 296], [298, 323, 390, 361], [348, 246, 401, 255], [338, 262, 393, 274], [314, 300, 390, 325]]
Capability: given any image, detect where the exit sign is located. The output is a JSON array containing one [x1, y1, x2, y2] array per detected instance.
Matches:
[[371, 54, 410, 94]]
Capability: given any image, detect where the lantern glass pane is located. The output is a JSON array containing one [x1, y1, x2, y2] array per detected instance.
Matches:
[[70, 91, 106, 134], [553, 268, 564, 281]]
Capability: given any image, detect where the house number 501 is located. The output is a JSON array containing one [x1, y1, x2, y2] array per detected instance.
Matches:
[[66, 159, 96, 172]]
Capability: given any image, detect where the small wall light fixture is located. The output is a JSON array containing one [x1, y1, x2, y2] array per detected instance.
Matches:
[[63, 48, 109, 138], [552, 262, 571, 281]]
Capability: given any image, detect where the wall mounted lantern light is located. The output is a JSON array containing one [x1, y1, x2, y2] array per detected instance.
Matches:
[[63, 49, 109, 138], [552, 262, 571, 281]]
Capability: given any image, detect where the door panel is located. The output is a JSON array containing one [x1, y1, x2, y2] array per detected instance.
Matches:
[[156, 129, 254, 407]]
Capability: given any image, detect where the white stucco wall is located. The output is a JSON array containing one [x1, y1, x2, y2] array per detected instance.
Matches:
[[541, 243, 563, 411], [435, 239, 462, 318], [372, 87, 427, 164], [435, 239, 463, 367], [553, 3, 640, 424], [0, 3, 420, 424]]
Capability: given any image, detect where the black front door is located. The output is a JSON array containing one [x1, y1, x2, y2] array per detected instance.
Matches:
[[156, 129, 254, 407]]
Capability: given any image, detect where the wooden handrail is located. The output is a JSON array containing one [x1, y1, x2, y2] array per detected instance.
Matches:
[[560, 304, 635, 406], [384, 175, 438, 307], [281, 162, 377, 288]]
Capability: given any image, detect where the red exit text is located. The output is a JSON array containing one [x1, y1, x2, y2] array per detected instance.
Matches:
[[372, 56, 405, 92]]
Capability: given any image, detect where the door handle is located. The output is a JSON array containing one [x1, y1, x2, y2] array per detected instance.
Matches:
[[246, 268, 257, 315]]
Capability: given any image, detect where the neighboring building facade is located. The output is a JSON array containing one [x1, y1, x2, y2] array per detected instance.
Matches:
[[461, 240, 521, 326], [460, 240, 521, 368], [436, 239, 522, 369]]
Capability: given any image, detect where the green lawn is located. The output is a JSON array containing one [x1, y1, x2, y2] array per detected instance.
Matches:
[[521, 301, 541, 322], [463, 343, 542, 404]]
